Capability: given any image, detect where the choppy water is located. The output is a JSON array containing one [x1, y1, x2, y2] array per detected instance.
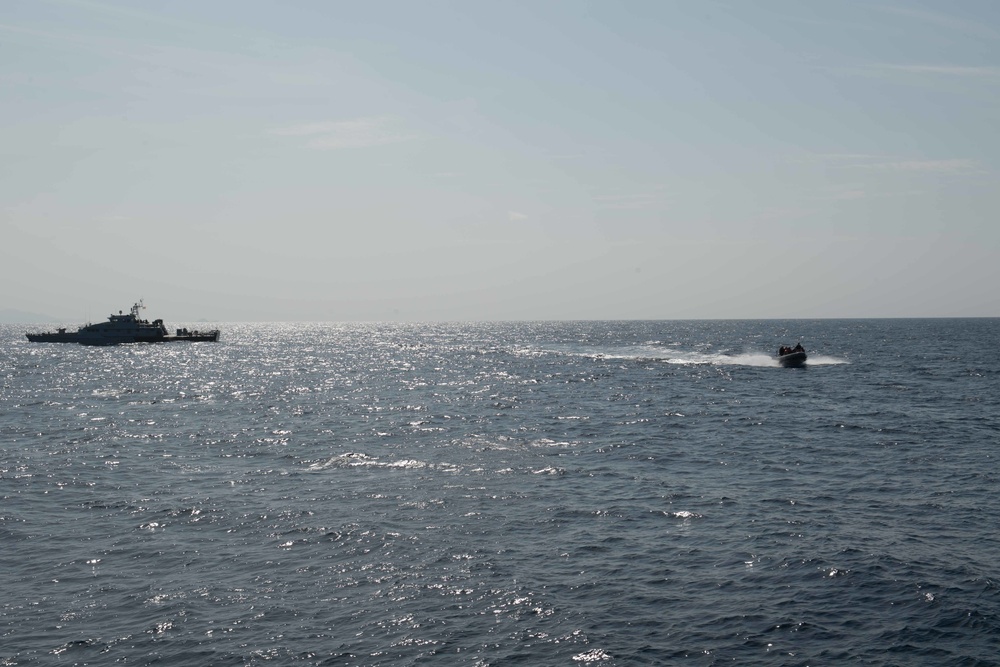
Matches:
[[2, 319, 999, 666]]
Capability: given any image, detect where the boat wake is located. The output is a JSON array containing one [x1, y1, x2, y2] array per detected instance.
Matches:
[[530, 344, 848, 367], [720, 352, 847, 367]]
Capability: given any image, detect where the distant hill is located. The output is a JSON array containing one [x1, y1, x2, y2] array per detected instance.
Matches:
[[0, 308, 60, 324]]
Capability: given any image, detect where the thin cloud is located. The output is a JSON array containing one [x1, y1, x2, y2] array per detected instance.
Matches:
[[878, 159, 980, 173], [592, 189, 671, 211], [863, 158, 979, 173], [876, 64, 1000, 80], [39, 0, 205, 31], [508, 211, 528, 221], [812, 186, 921, 201], [879, 6, 1000, 41], [0, 20, 134, 58], [272, 116, 415, 150], [810, 153, 886, 162], [818, 154, 981, 173], [830, 189, 867, 201]]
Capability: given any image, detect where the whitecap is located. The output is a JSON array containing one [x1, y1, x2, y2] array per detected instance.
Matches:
[[573, 648, 612, 662]]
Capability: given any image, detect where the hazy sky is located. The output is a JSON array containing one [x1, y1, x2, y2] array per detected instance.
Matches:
[[3, 0, 998, 321]]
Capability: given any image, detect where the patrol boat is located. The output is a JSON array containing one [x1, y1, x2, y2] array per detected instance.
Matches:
[[25, 301, 219, 346]]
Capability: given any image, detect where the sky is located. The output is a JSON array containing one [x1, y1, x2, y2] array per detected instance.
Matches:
[[2, 0, 999, 321]]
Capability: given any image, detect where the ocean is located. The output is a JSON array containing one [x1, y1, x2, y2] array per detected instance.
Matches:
[[2, 319, 998, 666]]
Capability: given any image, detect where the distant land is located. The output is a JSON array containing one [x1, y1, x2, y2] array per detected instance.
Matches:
[[0, 308, 60, 324]]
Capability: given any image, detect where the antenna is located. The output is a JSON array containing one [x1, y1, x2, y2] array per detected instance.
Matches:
[[131, 299, 146, 319]]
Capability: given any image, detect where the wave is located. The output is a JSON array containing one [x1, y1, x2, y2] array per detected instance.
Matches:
[[307, 452, 447, 472]]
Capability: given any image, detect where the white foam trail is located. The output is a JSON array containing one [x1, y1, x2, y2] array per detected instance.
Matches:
[[715, 352, 778, 367], [709, 352, 849, 367], [307, 453, 447, 471], [804, 355, 849, 366], [528, 344, 849, 367]]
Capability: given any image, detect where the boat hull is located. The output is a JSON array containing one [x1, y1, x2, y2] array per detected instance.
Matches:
[[27, 331, 220, 345], [25, 332, 81, 343], [778, 351, 807, 367]]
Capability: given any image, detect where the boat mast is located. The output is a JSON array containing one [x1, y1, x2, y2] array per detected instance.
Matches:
[[131, 299, 145, 319]]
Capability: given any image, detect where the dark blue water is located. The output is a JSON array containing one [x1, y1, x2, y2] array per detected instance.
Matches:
[[2, 319, 999, 666]]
